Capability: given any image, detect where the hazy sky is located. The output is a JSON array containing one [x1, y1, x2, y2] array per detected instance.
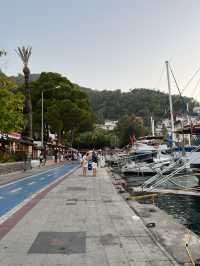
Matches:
[[1, 0, 200, 98]]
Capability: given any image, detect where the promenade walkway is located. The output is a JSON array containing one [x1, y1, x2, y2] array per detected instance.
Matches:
[[0, 167, 179, 266]]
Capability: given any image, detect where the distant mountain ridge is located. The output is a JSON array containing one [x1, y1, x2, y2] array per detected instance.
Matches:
[[10, 74, 40, 85], [10, 73, 198, 126]]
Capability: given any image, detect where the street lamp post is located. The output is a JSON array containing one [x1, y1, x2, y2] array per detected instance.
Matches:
[[41, 90, 44, 147], [41, 86, 61, 148]]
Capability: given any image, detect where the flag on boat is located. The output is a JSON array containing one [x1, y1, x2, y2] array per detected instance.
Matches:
[[130, 134, 136, 145]]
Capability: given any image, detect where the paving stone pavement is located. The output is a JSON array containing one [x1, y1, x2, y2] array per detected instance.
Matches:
[[0, 168, 179, 266]]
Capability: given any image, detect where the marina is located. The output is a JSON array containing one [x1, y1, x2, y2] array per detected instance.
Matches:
[[2, 1, 200, 264], [108, 130, 200, 256], [125, 174, 200, 236], [142, 193, 200, 236]]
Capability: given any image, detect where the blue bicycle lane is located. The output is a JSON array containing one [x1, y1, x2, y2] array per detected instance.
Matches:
[[0, 163, 79, 217]]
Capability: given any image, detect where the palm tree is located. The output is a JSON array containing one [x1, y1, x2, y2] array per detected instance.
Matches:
[[0, 49, 6, 57], [16, 46, 32, 138]]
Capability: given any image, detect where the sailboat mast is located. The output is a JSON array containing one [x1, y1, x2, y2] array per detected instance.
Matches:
[[165, 61, 175, 144], [151, 116, 155, 136], [186, 103, 191, 146]]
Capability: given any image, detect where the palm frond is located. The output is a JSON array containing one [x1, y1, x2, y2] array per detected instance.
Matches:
[[16, 46, 32, 67], [0, 49, 6, 57]]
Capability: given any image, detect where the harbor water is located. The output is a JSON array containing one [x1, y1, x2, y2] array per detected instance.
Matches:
[[124, 173, 200, 236]]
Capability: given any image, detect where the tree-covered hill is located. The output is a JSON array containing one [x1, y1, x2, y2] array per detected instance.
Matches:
[[9, 73, 199, 126], [79, 87, 198, 126]]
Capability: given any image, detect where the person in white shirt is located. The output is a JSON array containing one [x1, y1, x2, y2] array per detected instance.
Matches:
[[81, 153, 88, 176]]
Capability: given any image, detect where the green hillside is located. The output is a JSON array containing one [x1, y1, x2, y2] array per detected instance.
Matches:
[[80, 87, 198, 126], [9, 73, 198, 126], [0, 72, 17, 89]]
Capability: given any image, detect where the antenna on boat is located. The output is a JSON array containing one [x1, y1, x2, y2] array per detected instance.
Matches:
[[165, 61, 175, 145]]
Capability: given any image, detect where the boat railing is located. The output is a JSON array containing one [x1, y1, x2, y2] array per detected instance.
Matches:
[[114, 151, 159, 167], [143, 159, 180, 187], [143, 144, 200, 191], [145, 160, 190, 192]]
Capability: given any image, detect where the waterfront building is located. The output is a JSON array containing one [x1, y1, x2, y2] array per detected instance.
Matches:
[[96, 120, 118, 131]]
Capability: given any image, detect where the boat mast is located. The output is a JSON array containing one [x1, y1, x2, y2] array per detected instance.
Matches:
[[186, 103, 191, 146], [165, 61, 175, 145], [151, 116, 155, 136]]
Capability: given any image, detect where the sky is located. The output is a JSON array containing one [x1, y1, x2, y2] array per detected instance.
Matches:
[[1, 0, 200, 98]]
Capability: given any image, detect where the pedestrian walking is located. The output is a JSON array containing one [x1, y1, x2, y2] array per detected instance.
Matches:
[[39, 152, 43, 167], [82, 153, 88, 176], [43, 148, 47, 166], [58, 151, 61, 162], [92, 150, 98, 176], [78, 152, 82, 162], [54, 149, 58, 163], [100, 154, 105, 167], [97, 152, 101, 167]]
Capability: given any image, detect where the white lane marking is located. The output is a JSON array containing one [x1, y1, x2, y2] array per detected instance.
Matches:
[[10, 188, 22, 193], [0, 166, 80, 225], [28, 182, 36, 186], [0, 164, 69, 189], [0, 196, 4, 200]]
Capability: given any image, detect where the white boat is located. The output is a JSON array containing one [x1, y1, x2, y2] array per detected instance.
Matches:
[[121, 160, 170, 175], [121, 142, 172, 175]]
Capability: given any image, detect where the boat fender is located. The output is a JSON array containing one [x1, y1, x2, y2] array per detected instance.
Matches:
[[146, 222, 156, 228]]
